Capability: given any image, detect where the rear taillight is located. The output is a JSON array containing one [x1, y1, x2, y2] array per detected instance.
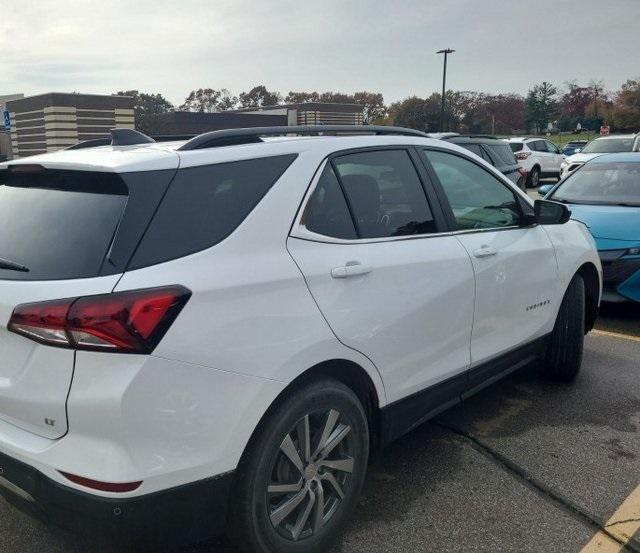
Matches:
[[518, 167, 528, 177], [8, 286, 191, 353], [515, 151, 531, 161]]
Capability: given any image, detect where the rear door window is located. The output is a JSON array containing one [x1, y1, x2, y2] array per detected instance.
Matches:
[[0, 169, 128, 281], [508, 142, 523, 153], [129, 154, 297, 269], [332, 150, 437, 238]]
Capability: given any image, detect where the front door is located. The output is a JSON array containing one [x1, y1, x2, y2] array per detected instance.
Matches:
[[422, 149, 559, 374]]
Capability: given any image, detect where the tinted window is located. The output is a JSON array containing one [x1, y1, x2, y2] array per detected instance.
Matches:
[[333, 150, 436, 238], [486, 143, 518, 166], [0, 169, 128, 281], [531, 140, 546, 152], [544, 141, 560, 154], [425, 150, 521, 230], [304, 165, 357, 239], [130, 154, 296, 269], [509, 142, 523, 152], [460, 143, 484, 158]]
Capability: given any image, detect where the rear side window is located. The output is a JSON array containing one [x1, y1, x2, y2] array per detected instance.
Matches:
[[486, 143, 518, 166], [129, 154, 296, 269], [0, 169, 128, 281], [460, 143, 484, 158], [332, 150, 436, 238], [303, 165, 357, 239], [508, 142, 523, 152]]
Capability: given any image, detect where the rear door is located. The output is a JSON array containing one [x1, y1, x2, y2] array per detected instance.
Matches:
[[543, 140, 564, 173], [0, 167, 132, 438], [288, 148, 475, 405]]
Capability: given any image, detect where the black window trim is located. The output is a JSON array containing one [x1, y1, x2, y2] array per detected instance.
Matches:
[[292, 145, 450, 245]]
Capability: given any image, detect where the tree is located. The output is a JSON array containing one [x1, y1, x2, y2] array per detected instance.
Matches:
[[285, 91, 320, 103], [525, 82, 558, 133], [179, 88, 238, 112], [388, 96, 440, 132], [612, 79, 640, 130], [353, 91, 387, 123], [115, 90, 174, 133], [238, 85, 282, 108]]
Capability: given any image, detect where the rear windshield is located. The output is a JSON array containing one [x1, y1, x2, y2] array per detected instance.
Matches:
[[485, 144, 517, 165], [0, 169, 128, 281], [129, 154, 297, 269], [508, 143, 523, 152]]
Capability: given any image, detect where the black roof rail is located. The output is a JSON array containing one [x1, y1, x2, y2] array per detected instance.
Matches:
[[445, 134, 499, 140], [65, 128, 155, 151], [66, 138, 112, 150], [177, 125, 430, 151], [151, 134, 197, 142]]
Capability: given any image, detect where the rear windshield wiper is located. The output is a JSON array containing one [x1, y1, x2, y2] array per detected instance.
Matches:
[[0, 257, 30, 272]]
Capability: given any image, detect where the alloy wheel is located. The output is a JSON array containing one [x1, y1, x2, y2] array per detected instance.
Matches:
[[266, 409, 355, 542]]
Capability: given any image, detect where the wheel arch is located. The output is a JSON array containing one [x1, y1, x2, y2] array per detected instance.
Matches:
[[238, 359, 383, 468], [576, 261, 600, 332]]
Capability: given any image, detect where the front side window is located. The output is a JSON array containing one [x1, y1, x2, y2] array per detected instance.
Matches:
[[332, 150, 436, 239], [424, 150, 522, 230]]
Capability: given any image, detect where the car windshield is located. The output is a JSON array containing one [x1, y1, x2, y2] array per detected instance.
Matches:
[[551, 161, 640, 206], [580, 137, 636, 154]]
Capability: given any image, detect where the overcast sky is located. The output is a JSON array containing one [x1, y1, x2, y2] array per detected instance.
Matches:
[[1, 0, 638, 106]]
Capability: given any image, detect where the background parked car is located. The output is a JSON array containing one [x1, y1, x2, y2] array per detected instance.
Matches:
[[443, 135, 527, 190], [560, 134, 640, 178], [504, 137, 565, 187], [542, 153, 640, 304], [562, 140, 588, 156]]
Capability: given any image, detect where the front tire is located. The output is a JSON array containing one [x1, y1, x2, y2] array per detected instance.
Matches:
[[229, 378, 369, 553], [543, 274, 585, 382]]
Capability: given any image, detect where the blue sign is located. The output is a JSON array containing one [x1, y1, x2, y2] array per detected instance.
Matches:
[[2, 110, 10, 132]]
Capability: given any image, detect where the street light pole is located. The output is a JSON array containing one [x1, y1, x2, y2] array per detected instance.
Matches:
[[436, 48, 455, 132]]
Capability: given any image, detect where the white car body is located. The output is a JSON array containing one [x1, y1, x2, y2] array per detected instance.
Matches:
[[560, 134, 640, 178], [0, 129, 602, 547], [504, 137, 565, 184]]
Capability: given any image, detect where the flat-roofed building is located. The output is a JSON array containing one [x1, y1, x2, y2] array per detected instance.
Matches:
[[229, 102, 364, 126], [6, 93, 134, 158]]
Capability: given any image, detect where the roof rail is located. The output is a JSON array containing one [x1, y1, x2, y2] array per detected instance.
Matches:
[[66, 138, 112, 150], [177, 125, 430, 151], [445, 134, 499, 140], [65, 128, 155, 151]]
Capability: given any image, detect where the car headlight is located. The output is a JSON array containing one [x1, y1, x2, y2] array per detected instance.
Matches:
[[561, 161, 569, 169], [624, 247, 640, 257]]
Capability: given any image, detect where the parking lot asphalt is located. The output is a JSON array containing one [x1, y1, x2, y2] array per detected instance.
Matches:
[[1, 304, 638, 553]]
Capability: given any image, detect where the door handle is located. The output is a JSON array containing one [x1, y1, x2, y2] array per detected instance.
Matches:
[[473, 246, 498, 258], [331, 262, 372, 279]]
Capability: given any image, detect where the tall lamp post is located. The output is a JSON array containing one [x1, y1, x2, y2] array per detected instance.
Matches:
[[436, 48, 455, 132]]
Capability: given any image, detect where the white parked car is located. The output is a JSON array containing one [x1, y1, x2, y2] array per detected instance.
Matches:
[[0, 126, 601, 552], [504, 137, 565, 187], [560, 134, 640, 178]]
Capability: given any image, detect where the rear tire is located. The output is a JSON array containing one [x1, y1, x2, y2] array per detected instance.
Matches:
[[228, 378, 369, 553], [527, 166, 540, 188], [543, 274, 585, 382]]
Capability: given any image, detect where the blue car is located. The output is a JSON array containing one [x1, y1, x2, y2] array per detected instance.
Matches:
[[539, 153, 640, 303], [562, 140, 588, 157]]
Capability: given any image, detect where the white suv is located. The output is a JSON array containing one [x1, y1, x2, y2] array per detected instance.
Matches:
[[505, 137, 565, 187], [0, 126, 601, 552]]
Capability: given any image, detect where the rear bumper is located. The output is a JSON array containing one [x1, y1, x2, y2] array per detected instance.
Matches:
[[0, 449, 234, 548]]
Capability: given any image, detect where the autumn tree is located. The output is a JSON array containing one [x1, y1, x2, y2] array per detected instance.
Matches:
[[612, 79, 640, 130], [238, 85, 282, 108], [115, 90, 174, 133], [179, 88, 238, 112], [388, 96, 440, 132]]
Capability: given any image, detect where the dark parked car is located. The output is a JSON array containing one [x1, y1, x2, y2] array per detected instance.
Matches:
[[443, 135, 526, 190], [562, 140, 588, 156]]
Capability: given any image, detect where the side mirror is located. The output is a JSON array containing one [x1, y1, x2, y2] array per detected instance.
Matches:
[[534, 199, 571, 225], [537, 184, 554, 196]]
